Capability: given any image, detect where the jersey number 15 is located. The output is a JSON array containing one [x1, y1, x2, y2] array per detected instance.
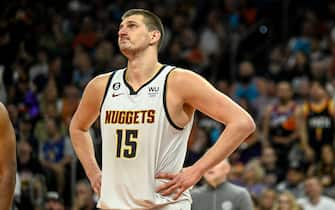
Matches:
[[116, 129, 138, 158]]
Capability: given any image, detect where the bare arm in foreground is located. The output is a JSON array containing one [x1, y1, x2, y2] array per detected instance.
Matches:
[[0, 103, 16, 210]]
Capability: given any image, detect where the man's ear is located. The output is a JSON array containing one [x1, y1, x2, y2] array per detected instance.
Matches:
[[149, 30, 161, 46]]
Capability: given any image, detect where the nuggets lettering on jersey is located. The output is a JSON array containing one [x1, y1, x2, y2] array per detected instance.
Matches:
[[104, 110, 156, 124]]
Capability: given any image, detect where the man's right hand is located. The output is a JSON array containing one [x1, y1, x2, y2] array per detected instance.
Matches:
[[88, 171, 102, 196]]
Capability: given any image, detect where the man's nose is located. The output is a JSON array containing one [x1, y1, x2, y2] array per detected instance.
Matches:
[[118, 28, 128, 36]]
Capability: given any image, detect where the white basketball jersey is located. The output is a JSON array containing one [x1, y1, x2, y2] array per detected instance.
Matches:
[[98, 65, 194, 209]]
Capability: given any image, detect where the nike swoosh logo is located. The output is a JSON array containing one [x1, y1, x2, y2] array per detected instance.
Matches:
[[112, 93, 124, 97]]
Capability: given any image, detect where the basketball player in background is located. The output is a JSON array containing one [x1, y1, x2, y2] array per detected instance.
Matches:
[[296, 79, 335, 162], [70, 9, 255, 210], [0, 103, 16, 210]]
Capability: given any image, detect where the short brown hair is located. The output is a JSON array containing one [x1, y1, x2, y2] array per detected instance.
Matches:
[[121, 9, 165, 50]]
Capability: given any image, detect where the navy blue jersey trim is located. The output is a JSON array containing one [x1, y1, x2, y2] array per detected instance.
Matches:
[[100, 72, 116, 112], [163, 69, 183, 130], [123, 65, 167, 95]]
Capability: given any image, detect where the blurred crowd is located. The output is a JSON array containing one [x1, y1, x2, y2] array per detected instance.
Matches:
[[1, 0, 335, 209]]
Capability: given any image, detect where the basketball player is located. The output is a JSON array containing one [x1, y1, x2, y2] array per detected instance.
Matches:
[[0, 103, 16, 210], [296, 79, 335, 162], [69, 9, 255, 210], [262, 81, 298, 172]]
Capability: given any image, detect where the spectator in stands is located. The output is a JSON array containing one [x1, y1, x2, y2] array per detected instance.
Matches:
[[39, 117, 73, 195], [296, 79, 335, 162], [227, 162, 245, 187], [298, 177, 335, 210], [44, 191, 65, 210], [260, 146, 284, 187], [38, 79, 59, 118], [276, 161, 305, 198], [287, 52, 311, 88], [252, 77, 277, 122], [11, 70, 40, 121], [263, 81, 298, 172], [72, 17, 98, 49], [34, 103, 64, 145], [232, 61, 260, 103], [17, 140, 44, 209], [191, 159, 253, 210], [199, 9, 225, 59], [273, 191, 301, 210], [72, 179, 98, 210], [255, 188, 277, 210], [48, 55, 65, 94], [29, 47, 49, 92], [72, 49, 95, 90], [288, 19, 314, 56], [267, 46, 287, 81], [17, 115, 39, 157], [309, 145, 335, 198], [241, 159, 266, 199]]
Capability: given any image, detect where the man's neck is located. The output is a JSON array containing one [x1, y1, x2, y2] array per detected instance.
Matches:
[[125, 50, 162, 89], [206, 177, 227, 189], [310, 196, 320, 205]]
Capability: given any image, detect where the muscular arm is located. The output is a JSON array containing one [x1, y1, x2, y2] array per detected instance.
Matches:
[[157, 69, 255, 198], [176, 70, 256, 175], [0, 103, 16, 210], [69, 74, 110, 194]]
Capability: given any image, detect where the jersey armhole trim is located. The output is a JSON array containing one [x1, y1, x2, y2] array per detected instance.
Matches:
[[163, 69, 183, 130], [99, 72, 116, 113]]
